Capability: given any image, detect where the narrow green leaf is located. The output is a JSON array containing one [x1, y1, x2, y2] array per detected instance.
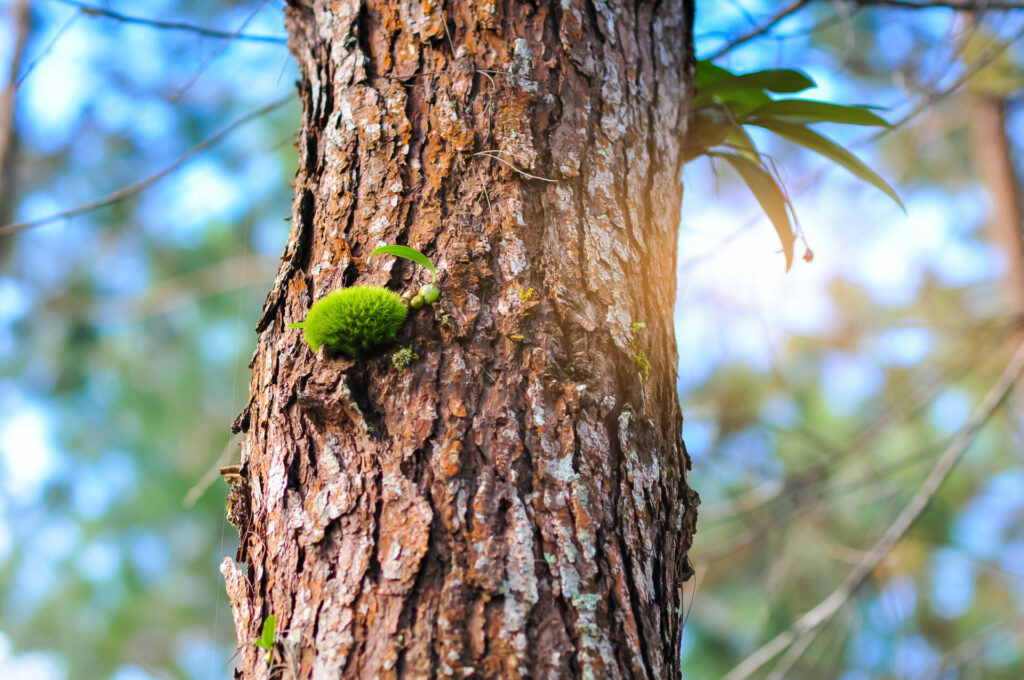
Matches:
[[261, 615, 276, 647], [696, 60, 735, 88], [286, 322, 307, 329], [748, 118, 904, 210], [747, 99, 892, 126], [700, 68, 815, 96], [723, 130, 759, 162], [369, 245, 437, 282], [710, 152, 795, 271], [719, 106, 760, 162], [716, 89, 773, 116]]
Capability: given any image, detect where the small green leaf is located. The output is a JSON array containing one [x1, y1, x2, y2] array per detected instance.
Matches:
[[748, 118, 904, 210], [369, 245, 437, 282], [710, 152, 795, 271], [747, 99, 892, 127], [696, 60, 735, 88], [700, 68, 815, 96], [260, 615, 276, 648], [286, 322, 307, 329]]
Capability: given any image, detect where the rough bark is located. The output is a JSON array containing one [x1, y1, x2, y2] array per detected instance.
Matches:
[[223, 1, 698, 678]]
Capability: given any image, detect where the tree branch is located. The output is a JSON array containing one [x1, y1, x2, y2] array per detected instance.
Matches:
[[0, 0, 30, 207], [874, 22, 1024, 138], [706, 0, 815, 60], [15, 11, 79, 89], [724, 338, 1024, 680], [0, 93, 293, 237], [50, 0, 288, 44], [168, 0, 275, 101], [850, 0, 1024, 10]]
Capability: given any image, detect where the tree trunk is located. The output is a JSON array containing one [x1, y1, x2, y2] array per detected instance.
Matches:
[[223, 1, 699, 678], [968, 95, 1024, 330]]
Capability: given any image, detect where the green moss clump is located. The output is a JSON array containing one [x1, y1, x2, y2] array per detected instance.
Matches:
[[289, 285, 408, 356], [391, 346, 417, 370]]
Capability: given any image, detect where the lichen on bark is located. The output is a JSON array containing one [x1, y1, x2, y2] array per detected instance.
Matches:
[[225, 1, 699, 677]]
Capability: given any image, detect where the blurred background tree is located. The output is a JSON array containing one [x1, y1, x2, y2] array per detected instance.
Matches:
[[0, 1, 1023, 679], [0, 2, 298, 678], [681, 2, 1024, 679]]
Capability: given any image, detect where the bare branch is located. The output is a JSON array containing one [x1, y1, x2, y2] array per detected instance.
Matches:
[[168, 0, 275, 101], [724, 338, 1024, 680], [875, 22, 1024, 138], [50, 0, 287, 44], [473, 150, 558, 182], [706, 0, 815, 60], [15, 11, 79, 89], [0, 0, 30, 207], [183, 433, 242, 508], [95, 253, 277, 323], [910, 615, 1024, 679], [0, 94, 293, 237], [850, 0, 1024, 10]]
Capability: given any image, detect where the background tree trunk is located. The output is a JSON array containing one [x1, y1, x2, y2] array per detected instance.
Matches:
[[968, 95, 1024, 332], [223, 1, 698, 677]]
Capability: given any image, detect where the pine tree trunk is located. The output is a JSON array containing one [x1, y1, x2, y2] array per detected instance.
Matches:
[[223, 1, 699, 677]]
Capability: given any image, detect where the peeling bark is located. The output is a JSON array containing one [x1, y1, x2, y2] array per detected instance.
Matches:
[[225, 1, 699, 677]]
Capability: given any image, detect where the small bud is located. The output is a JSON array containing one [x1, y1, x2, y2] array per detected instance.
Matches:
[[401, 290, 413, 302], [410, 294, 425, 310], [419, 284, 440, 305]]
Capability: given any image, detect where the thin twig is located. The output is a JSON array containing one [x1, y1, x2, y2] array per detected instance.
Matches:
[[50, 0, 287, 43], [771, 5, 865, 42], [0, 0, 30, 206], [15, 12, 79, 88], [763, 626, 818, 680], [168, 0, 274, 102], [910, 615, 1024, 679], [706, 0, 815, 60], [473, 150, 558, 182], [183, 434, 240, 508], [873, 21, 1024, 139], [0, 93, 294, 236], [850, 0, 1024, 10], [95, 253, 277, 323], [724, 338, 1024, 680]]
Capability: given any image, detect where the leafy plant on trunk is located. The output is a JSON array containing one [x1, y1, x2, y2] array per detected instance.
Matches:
[[685, 60, 904, 269]]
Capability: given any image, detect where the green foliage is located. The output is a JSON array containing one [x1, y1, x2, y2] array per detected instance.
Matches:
[[369, 244, 437, 282], [687, 60, 903, 270], [288, 285, 408, 356], [252, 615, 276, 665]]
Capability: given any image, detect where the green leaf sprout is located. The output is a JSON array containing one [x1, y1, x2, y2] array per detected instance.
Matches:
[[253, 614, 276, 665], [369, 244, 437, 282]]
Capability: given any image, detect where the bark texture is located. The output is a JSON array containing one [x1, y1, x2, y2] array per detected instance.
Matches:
[[224, 1, 698, 677]]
